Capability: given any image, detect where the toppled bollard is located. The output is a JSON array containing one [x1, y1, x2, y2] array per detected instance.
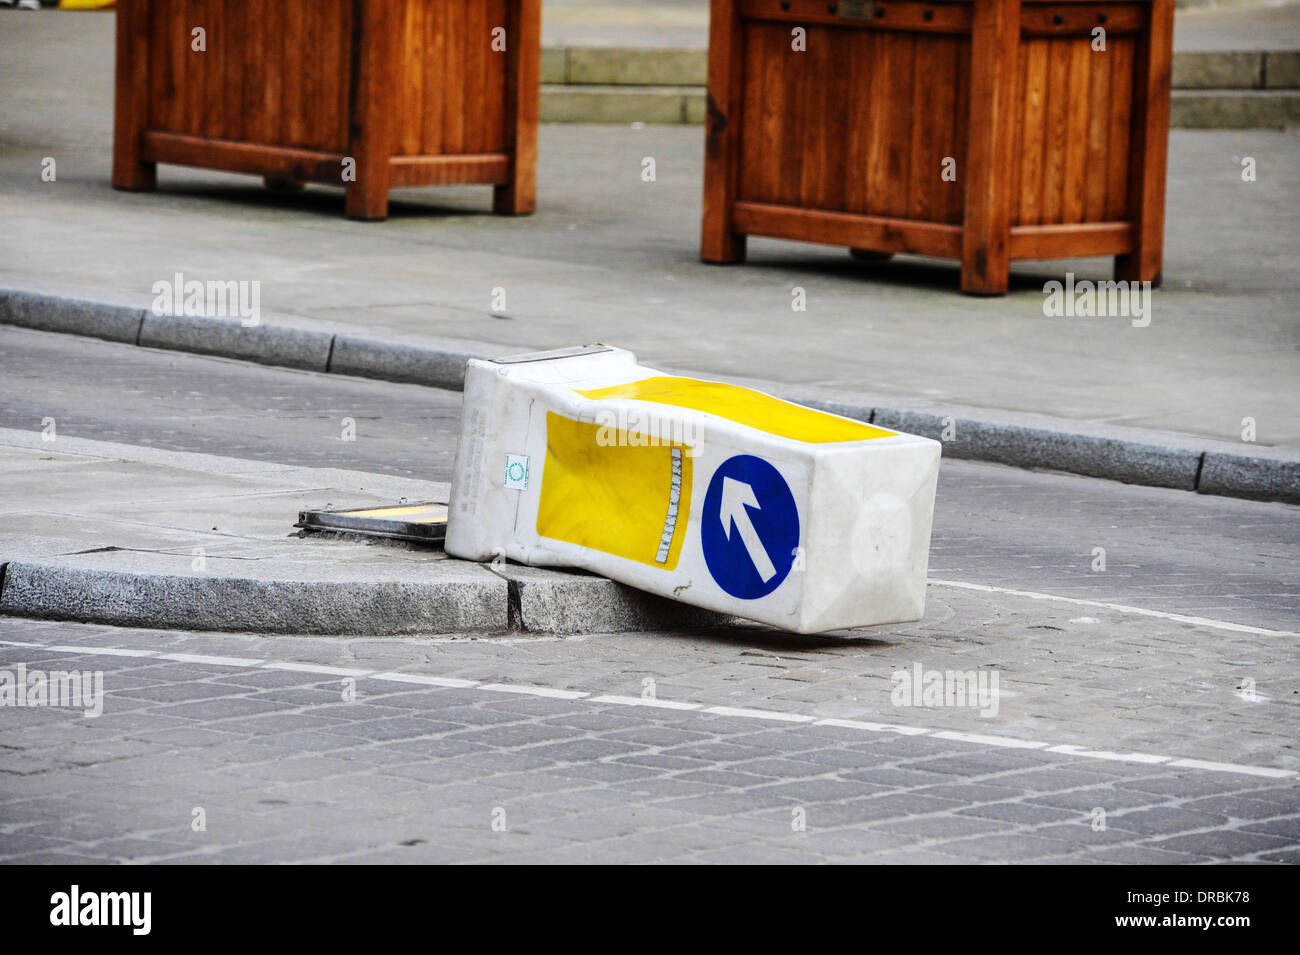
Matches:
[[445, 346, 940, 634]]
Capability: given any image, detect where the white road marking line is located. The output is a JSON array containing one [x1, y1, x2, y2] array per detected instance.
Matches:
[[1168, 758, 1296, 779], [478, 683, 589, 700], [589, 694, 701, 710], [158, 653, 265, 667], [370, 672, 479, 689], [1, 639, 1293, 781], [260, 662, 374, 678], [46, 645, 158, 657], [1046, 744, 1170, 764], [704, 706, 814, 723], [929, 578, 1298, 638], [815, 717, 930, 736], [931, 731, 1049, 749]]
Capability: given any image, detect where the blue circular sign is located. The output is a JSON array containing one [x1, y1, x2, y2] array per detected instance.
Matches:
[[701, 455, 800, 600]]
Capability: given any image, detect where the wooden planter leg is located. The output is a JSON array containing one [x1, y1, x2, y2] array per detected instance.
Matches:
[[346, 0, 395, 221], [112, 0, 156, 192], [1115, 0, 1173, 289], [495, 0, 540, 215], [700, 0, 746, 264], [960, 0, 1020, 295]]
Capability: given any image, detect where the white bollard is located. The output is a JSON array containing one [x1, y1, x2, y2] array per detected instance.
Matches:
[[446, 346, 941, 634]]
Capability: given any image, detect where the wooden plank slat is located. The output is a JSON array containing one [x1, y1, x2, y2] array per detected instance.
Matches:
[[842, 28, 874, 215], [908, 31, 939, 222], [799, 25, 835, 210], [733, 201, 963, 258], [883, 32, 915, 219], [1041, 37, 1069, 224], [142, 130, 345, 182], [1062, 38, 1091, 224], [1083, 32, 1112, 222], [862, 29, 892, 216], [1105, 35, 1134, 221], [1009, 221, 1134, 258], [1018, 38, 1048, 226], [392, 153, 511, 187]]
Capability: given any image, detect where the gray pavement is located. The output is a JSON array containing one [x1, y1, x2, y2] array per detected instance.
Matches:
[[1, 615, 1296, 864], [1, 13, 1297, 452]]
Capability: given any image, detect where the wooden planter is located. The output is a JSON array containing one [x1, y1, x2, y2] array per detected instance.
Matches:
[[113, 0, 540, 220], [700, 0, 1174, 294]]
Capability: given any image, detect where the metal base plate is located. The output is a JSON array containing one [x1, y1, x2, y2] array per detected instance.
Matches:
[[296, 502, 448, 544]]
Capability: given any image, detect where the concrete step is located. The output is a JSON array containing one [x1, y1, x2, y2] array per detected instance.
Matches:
[[1171, 88, 1300, 128], [542, 46, 1300, 91], [541, 85, 1300, 129]]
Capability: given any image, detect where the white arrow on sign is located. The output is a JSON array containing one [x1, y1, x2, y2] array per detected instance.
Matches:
[[720, 477, 778, 583]]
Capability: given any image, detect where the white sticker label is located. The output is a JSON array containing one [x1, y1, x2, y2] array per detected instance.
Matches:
[[504, 453, 529, 490]]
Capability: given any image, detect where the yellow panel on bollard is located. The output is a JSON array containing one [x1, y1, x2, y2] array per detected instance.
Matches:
[[445, 346, 941, 634]]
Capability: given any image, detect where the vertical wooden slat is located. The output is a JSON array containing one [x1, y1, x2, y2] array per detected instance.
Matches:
[[961, 0, 1021, 294], [1019, 38, 1047, 226], [756, 25, 789, 204], [700, 0, 747, 262], [1084, 35, 1112, 222], [799, 26, 834, 210], [736, 25, 766, 202], [170, 0, 188, 134], [863, 31, 892, 216], [1116, 0, 1172, 284], [442, 0, 466, 154], [883, 33, 915, 219], [463, 0, 486, 154], [486, 0, 510, 153], [1105, 37, 1134, 220], [843, 29, 874, 215], [931, 36, 959, 223], [909, 34, 939, 222], [951, 38, 972, 224], [778, 29, 807, 208], [1062, 39, 1091, 224], [281, 1, 303, 147], [423, 0, 447, 156], [320, 0, 344, 151], [338, 0, 357, 151], [261, 0, 282, 145], [113, 0, 156, 190], [220, 0, 245, 142], [400, 0, 426, 155], [1042, 38, 1069, 225], [196, 0, 217, 138], [346, 0, 397, 219], [494, 0, 540, 213]]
